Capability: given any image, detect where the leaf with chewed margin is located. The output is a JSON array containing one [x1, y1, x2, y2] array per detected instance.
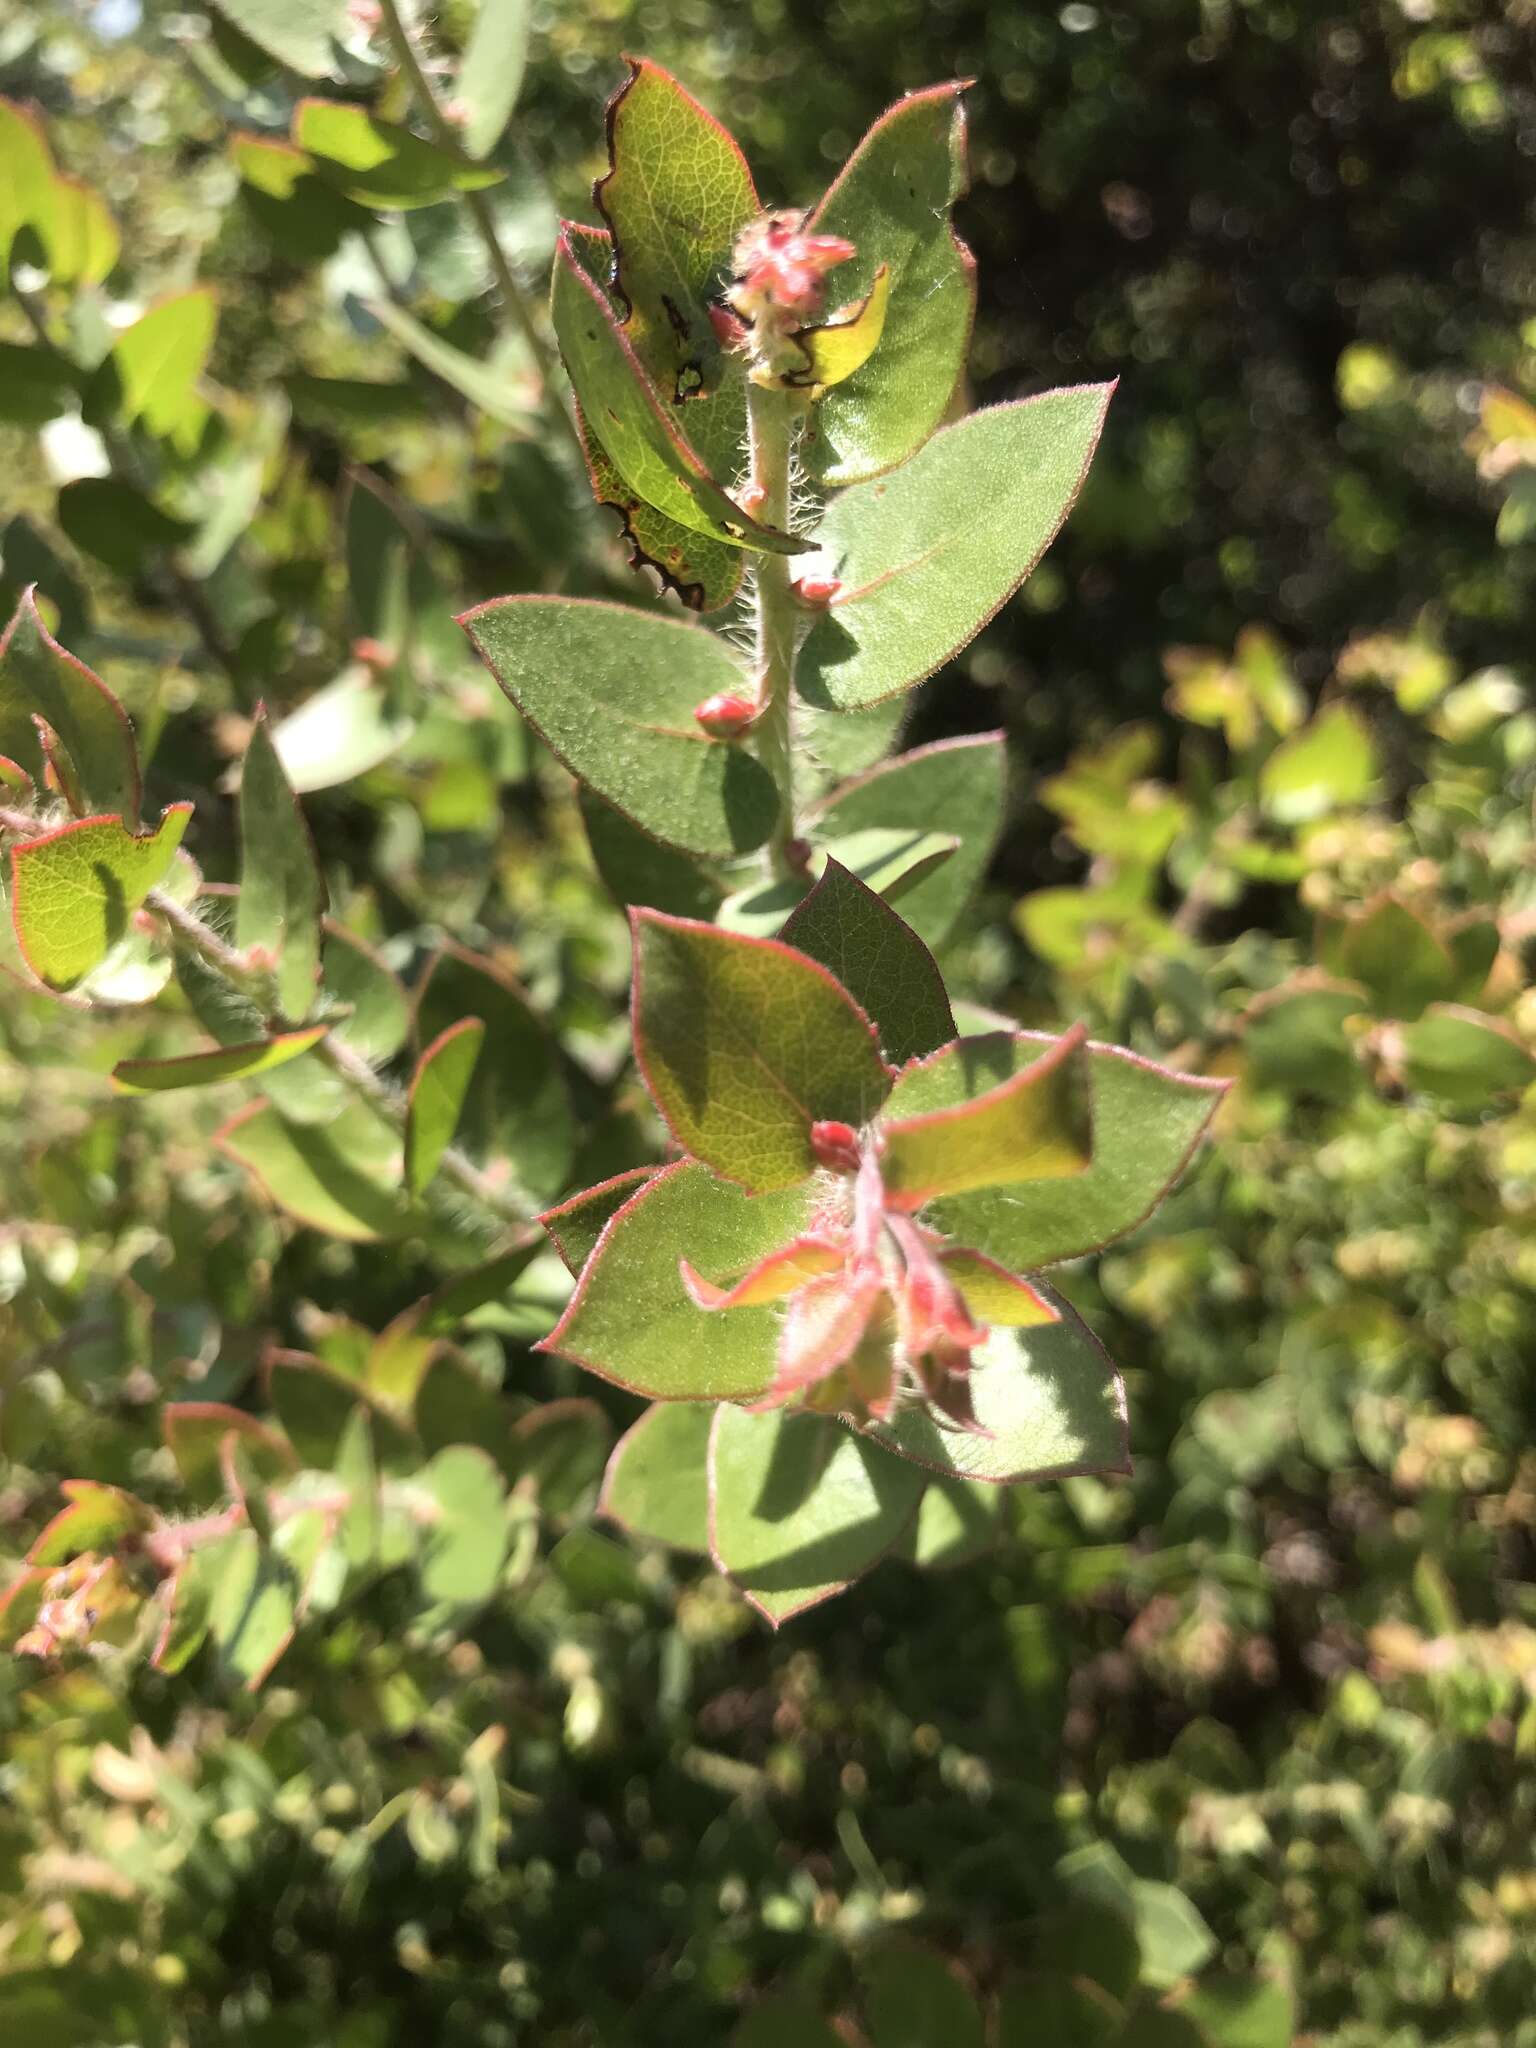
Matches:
[[551, 229, 806, 557], [798, 389, 1114, 711], [780, 857, 954, 1067], [632, 909, 893, 1191], [9, 805, 191, 990], [540, 1159, 816, 1399], [594, 61, 756, 497], [461, 594, 779, 858], [803, 83, 976, 485], [708, 1406, 923, 1625]]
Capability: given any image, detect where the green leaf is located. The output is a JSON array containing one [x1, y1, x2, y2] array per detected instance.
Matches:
[[512, 1398, 610, 1517], [1129, 1882, 1218, 1988], [578, 395, 743, 613], [579, 787, 724, 919], [208, 0, 348, 77], [1399, 1005, 1536, 1106], [540, 1166, 656, 1276], [881, 1025, 1091, 1204], [236, 707, 326, 1022], [1, 517, 89, 649], [893, 1476, 1002, 1569], [164, 1402, 297, 1501], [294, 99, 504, 210], [599, 1401, 713, 1552], [632, 910, 892, 1190], [0, 589, 139, 820], [1241, 976, 1362, 1101], [811, 734, 1007, 949], [271, 670, 415, 794], [806, 82, 976, 484], [205, 1526, 300, 1688], [458, 0, 531, 158], [0, 99, 119, 286], [461, 595, 779, 857], [0, 342, 83, 427], [593, 61, 757, 501], [217, 1098, 407, 1242], [550, 229, 805, 557], [797, 389, 1113, 710], [779, 857, 955, 1066], [28, 1480, 153, 1566], [995, 1976, 1121, 2048], [109, 290, 217, 453], [56, 477, 195, 580], [707, 1405, 923, 1624], [715, 826, 958, 940], [112, 1025, 329, 1095], [734, 1999, 844, 2048], [413, 942, 574, 1202], [322, 924, 410, 1062], [1258, 702, 1377, 823], [1334, 896, 1455, 1019], [862, 1943, 986, 2048], [416, 1447, 508, 1607], [363, 295, 536, 432], [269, 1355, 416, 1472], [541, 1160, 815, 1399], [9, 805, 190, 990], [405, 1017, 484, 1196], [904, 1034, 1226, 1269], [1177, 1978, 1296, 2048], [864, 1286, 1129, 1482]]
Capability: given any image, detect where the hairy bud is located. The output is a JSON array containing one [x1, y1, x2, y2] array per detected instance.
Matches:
[[809, 1119, 862, 1173]]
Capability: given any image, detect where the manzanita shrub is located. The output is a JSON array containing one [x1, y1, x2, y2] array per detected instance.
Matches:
[[0, 49, 1231, 1657]]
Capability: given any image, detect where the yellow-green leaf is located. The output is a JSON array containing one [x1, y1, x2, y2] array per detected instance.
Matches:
[[880, 1024, 1092, 1206], [236, 707, 325, 1022], [405, 1016, 484, 1196], [796, 264, 890, 393], [294, 98, 504, 210], [111, 1025, 330, 1095], [9, 804, 190, 990], [110, 290, 217, 454]]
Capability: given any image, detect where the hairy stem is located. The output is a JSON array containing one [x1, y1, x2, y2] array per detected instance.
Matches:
[[747, 382, 802, 869], [375, 0, 584, 469], [0, 806, 527, 1231]]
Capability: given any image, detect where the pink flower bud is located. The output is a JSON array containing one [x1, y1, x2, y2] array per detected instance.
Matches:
[[351, 637, 396, 671], [709, 304, 749, 351], [792, 575, 842, 608], [693, 691, 758, 740], [809, 1119, 861, 1173], [737, 480, 768, 516], [730, 212, 856, 323]]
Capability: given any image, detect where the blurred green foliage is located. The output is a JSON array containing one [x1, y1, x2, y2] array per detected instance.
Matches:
[[1, 2, 1535, 2044]]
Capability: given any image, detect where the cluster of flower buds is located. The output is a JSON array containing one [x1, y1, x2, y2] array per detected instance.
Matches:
[[680, 1129, 1053, 1427], [12, 1554, 126, 1661], [723, 210, 856, 386]]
